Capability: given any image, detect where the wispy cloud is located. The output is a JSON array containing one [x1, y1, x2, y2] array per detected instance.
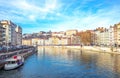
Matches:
[[0, 0, 120, 33]]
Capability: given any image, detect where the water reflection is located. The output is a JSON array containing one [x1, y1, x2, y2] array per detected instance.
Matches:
[[37, 46, 120, 78], [0, 46, 120, 78]]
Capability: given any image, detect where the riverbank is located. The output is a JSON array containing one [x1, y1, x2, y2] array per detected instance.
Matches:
[[64, 46, 120, 54], [38, 45, 120, 55]]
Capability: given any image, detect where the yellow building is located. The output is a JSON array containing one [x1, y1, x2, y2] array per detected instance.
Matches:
[[49, 36, 60, 45], [32, 38, 40, 46], [60, 37, 71, 45], [66, 30, 78, 36], [22, 38, 32, 46]]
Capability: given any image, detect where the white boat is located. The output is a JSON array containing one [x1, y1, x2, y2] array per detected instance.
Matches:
[[4, 55, 24, 70]]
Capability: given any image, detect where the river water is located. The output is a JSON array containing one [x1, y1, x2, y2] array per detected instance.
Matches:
[[0, 46, 120, 78]]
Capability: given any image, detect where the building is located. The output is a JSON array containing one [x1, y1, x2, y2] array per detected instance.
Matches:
[[0, 20, 22, 46], [59, 37, 71, 45], [52, 31, 65, 37], [44, 39, 50, 45], [49, 36, 60, 45], [100, 29, 109, 46], [15, 26, 22, 45], [38, 39, 44, 45], [22, 34, 32, 38], [0, 24, 5, 45], [114, 24, 117, 47], [95, 30, 101, 45], [116, 23, 120, 47], [109, 26, 115, 47], [22, 38, 32, 46], [94, 27, 105, 46], [70, 35, 81, 45], [66, 30, 78, 36], [31, 38, 40, 46]]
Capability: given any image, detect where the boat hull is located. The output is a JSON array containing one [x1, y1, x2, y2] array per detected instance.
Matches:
[[4, 55, 24, 70], [4, 62, 24, 70]]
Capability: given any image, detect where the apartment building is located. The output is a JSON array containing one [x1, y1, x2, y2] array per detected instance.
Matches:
[[114, 24, 117, 47], [109, 26, 115, 46], [15, 26, 22, 45], [100, 29, 109, 46], [0, 20, 22, 46], [94, 30, 101, 46], [0, 24, 5, 45], [116, 23, 120, 47]]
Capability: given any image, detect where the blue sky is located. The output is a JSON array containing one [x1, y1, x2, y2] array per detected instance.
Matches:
[[0, 0, 120, 33]]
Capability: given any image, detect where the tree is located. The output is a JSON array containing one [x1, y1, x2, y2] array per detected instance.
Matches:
[[77, 30, 94, 45]]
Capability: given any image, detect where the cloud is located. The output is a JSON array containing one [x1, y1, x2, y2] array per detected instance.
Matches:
[[0, 0, 120, 33], [45, 0, 57, 10], [50, 4, 120, 31], [0, 0, 60, 20], [28, 15, 36, 21]]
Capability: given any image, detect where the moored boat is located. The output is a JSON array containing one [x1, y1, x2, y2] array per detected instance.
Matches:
[[4, 55, 24, 70]]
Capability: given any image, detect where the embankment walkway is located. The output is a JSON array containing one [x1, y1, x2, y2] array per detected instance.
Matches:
[[39, 45, 120, 55], [64, 46, 120, 54]]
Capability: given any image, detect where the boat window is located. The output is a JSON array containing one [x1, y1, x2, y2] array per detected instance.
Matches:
[[7, 61, 16, 64], [12, 61, 16, 64], [7, 61, 11, 64]]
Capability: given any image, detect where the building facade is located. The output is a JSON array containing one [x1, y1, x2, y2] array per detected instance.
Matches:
[[31, 38, 39, 46], [0, 20, 22, 46], [114, 24, 117, 47], [94, 30, 101, 45], [59, 37, 71, 45], [15, 26, 22, 45], [52, 31, 65, 37], [66, 30, 78, 36], [22, 38, 32, 46], [109, 26, 115, 47], [100, 29, 109, 46], [0, 24, 5, 45], [116, 23, 120, 47]]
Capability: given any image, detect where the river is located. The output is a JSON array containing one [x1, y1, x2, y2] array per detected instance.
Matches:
[[0, 46, 120, 78]]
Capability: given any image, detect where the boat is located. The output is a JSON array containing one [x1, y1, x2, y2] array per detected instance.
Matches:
[[4, 55, 24, 70], [0, 60, 6, 70]]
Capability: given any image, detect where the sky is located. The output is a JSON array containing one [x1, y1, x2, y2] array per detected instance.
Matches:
[[0, 0, 120, 33]]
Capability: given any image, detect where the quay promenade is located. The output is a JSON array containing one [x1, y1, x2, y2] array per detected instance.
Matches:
[[64, 46, 120, 54], [38, 45, 120, 54], [0, 46, 37, 69]]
